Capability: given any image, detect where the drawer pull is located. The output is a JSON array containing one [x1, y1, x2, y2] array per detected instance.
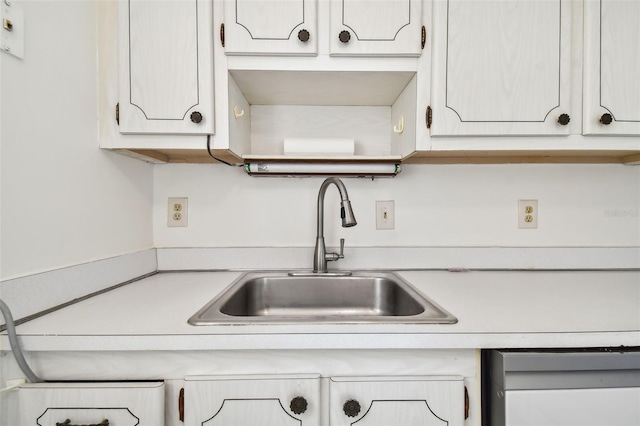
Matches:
[[56, 419, 109, 426]]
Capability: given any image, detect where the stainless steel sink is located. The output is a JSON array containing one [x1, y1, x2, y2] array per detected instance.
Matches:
[[188, 271, 457, 325]]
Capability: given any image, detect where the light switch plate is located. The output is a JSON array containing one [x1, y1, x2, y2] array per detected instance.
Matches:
[[376, 200, 395, 230], [1, 0, 24, 59]]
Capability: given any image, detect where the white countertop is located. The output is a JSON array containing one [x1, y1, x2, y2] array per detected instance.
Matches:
[[9, 270, 640, 351]]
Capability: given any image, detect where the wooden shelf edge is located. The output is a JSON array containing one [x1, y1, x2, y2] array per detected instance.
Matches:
[[111, 148, 640, 166], [113, 149, 243, 165], [403, 150, 640, 165], [622, 153, 640, 165]]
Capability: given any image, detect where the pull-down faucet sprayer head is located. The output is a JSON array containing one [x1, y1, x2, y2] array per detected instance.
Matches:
[[340, 200, 357, 228]]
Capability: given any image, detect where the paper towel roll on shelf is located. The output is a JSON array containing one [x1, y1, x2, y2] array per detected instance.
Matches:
[[283, 138, 355, 156]]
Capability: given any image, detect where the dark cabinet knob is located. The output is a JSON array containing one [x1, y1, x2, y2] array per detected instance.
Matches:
[[343, 399, 361, 417], [600, 113, 613, 125], [190, 111, 203, 124], [339, 30, 351, 43], [290, 396, 308, 415], [557, 113, 570, 125], [298, 29, 310, 43]]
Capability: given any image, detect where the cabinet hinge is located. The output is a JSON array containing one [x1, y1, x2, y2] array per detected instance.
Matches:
[[464, 386, 469, 419], [179, 387, 185, 422], [421, 26, 426, 49], [220, 23, 225, 47], [115, 103, 119, 126], [426, 106, 432, 129]]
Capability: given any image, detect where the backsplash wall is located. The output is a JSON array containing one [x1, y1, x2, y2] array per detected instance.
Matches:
[[153, 163, 640, 249]]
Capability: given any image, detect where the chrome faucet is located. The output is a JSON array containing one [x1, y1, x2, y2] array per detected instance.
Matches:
[[313, 177, 357, 274]]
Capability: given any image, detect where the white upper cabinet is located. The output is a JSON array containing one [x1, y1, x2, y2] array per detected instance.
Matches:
[[329, 0, 423, 56], [222, 0, 422, 57], [118, 0, 214, 134], [430, 0, 572, 136], [223, 0, 318, 55], [583, 0, 640, 135]]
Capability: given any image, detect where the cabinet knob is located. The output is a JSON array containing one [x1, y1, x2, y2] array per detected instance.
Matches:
[[339, 30, 351, 43], [343, 399, 361, 417], [298, 29, 310, 43], [290, 396, 308, 415], [600, 113, 613, 125], [190, 111, 203, 124], [557, 113, 570, 126]]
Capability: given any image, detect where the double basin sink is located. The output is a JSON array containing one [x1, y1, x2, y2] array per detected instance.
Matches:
[[189, 271, 457, 325]]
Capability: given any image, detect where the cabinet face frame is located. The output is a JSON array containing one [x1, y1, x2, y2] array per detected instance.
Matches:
[[583, 0, 640, 135], [430, 0, 572, 136], [222, 0, 318, 56], [118, 0, 215, 135]]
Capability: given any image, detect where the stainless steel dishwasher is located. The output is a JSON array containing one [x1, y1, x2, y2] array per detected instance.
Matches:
[[482, 348, 640, 426]]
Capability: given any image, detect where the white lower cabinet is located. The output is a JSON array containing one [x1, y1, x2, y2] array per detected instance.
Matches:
[[18, 381, 164, 426], [330, 376, 464, 426], [184, 374, 321, 426], [185, 374, 464, 426]]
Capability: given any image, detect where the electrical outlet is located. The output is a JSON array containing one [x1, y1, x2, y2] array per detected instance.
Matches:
[[376, 200, 395, 230], [518, 199, 538, 229], [168, 197, 188, 227]]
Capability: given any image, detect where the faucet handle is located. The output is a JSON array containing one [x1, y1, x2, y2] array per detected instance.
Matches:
[[338, 238, 345, 259]]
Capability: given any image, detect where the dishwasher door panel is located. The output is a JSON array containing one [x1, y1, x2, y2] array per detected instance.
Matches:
[[505, 387, 640, 426]]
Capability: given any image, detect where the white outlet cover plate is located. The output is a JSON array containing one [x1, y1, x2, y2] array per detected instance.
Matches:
[[518, 199, 538, 229], [168, 197, 188, 227]]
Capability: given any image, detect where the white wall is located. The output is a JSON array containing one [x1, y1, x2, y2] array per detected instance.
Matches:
[[1, 1, 638, 282], [0, 1, 154, 280], [154, 163, 640, 248]]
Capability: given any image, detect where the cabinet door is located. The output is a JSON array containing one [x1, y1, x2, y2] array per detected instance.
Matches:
[[185, 374, 321, 426], [223, 0, 318, 56], [18, 382, 164, 425], [329, 376, 464, 426], [583, 0, 640, 135], [118, 0, 214, 134], [430, 0, 572, 135], [329, 0, 423, 56]]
